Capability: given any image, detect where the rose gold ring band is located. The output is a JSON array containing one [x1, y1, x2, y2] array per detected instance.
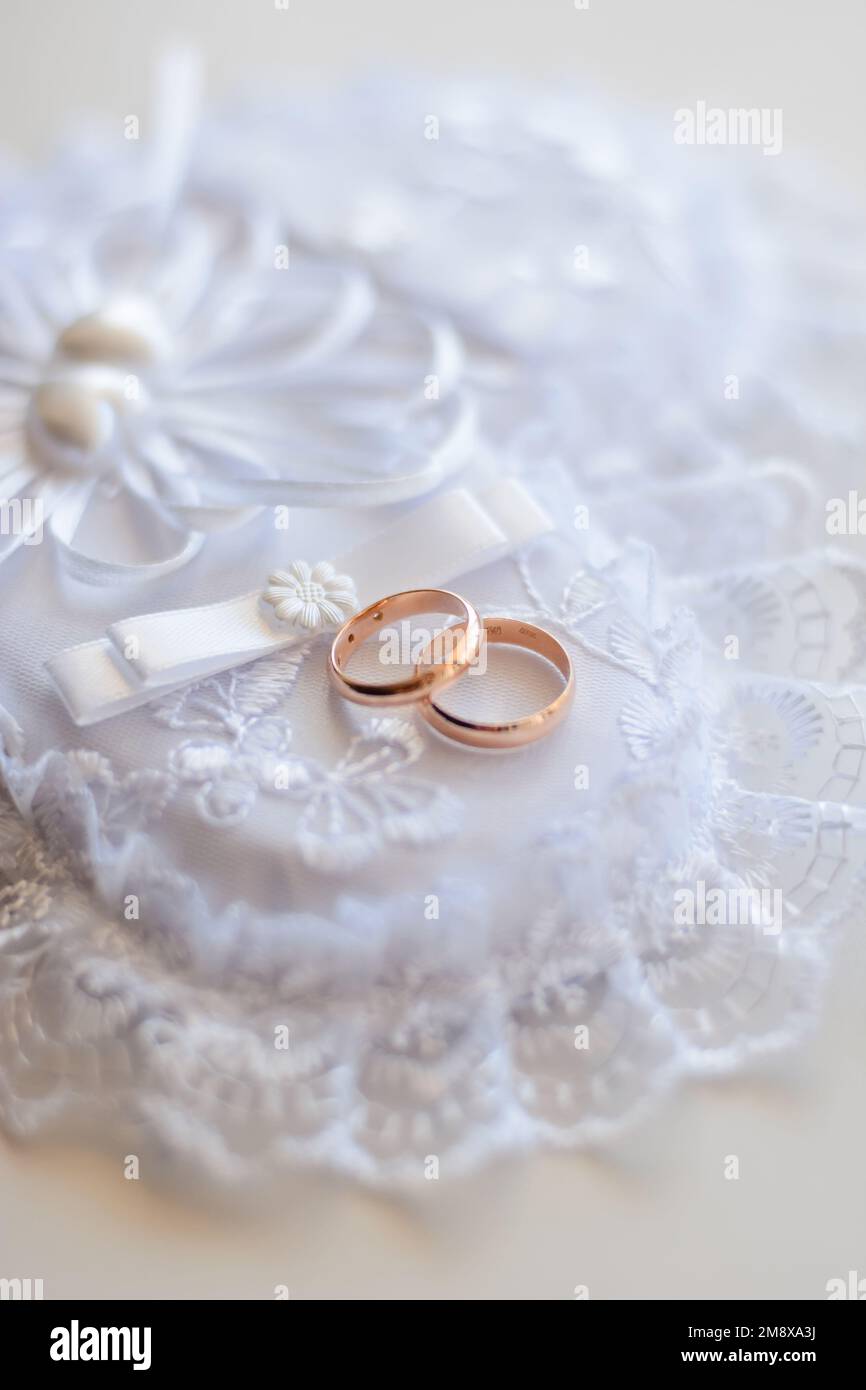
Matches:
[[416, 616, 574, 748], [328, 589, 483, 706]]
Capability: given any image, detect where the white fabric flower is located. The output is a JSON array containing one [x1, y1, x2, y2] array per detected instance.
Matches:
[[0, 69, 472, 584], [262, 560, 357, 631]]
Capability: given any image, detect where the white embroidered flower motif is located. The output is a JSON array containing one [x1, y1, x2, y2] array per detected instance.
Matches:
[[156, 647, 310, 828], [718, 684, 824, 795], [156, 647, 459, 865], [276, 717, 462, 873], [44, 749, 176, 850], [170, 715, 293, 828], [262, 561, 357, 632]]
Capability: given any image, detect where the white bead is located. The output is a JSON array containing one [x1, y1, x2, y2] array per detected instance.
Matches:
[[33, 380, 114, 454], [57, 297, 168, 365]]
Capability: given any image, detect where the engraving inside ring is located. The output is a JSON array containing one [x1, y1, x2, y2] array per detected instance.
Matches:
[[329, 589, 483, 707], [415, 615, 573, 747]]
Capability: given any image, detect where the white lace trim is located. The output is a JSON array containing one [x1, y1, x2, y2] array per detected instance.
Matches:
[[1, 74, 865, 1190], [1, 535, 863, 1187]]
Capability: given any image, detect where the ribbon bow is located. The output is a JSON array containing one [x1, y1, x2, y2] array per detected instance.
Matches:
[[0, 51, 474, 583], [47, 480, 552, 725]]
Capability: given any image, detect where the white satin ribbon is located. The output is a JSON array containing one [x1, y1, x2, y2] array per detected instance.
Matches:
[[0, 51, 476, 587], [48, 479, 207, 583], [47, 478, 552, 725], [0, 284, 475, 588]]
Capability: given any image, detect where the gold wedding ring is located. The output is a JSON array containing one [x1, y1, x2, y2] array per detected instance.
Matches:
[[330, 593, 573, 750], [328, 589, 483, 706], [415, 615, 573, 748]]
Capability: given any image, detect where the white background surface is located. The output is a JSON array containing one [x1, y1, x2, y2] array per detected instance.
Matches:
[[1, 0, 865, 1299]]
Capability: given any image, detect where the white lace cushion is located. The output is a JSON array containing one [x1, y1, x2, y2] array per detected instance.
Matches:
[[1, 74, 865, 1187]]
